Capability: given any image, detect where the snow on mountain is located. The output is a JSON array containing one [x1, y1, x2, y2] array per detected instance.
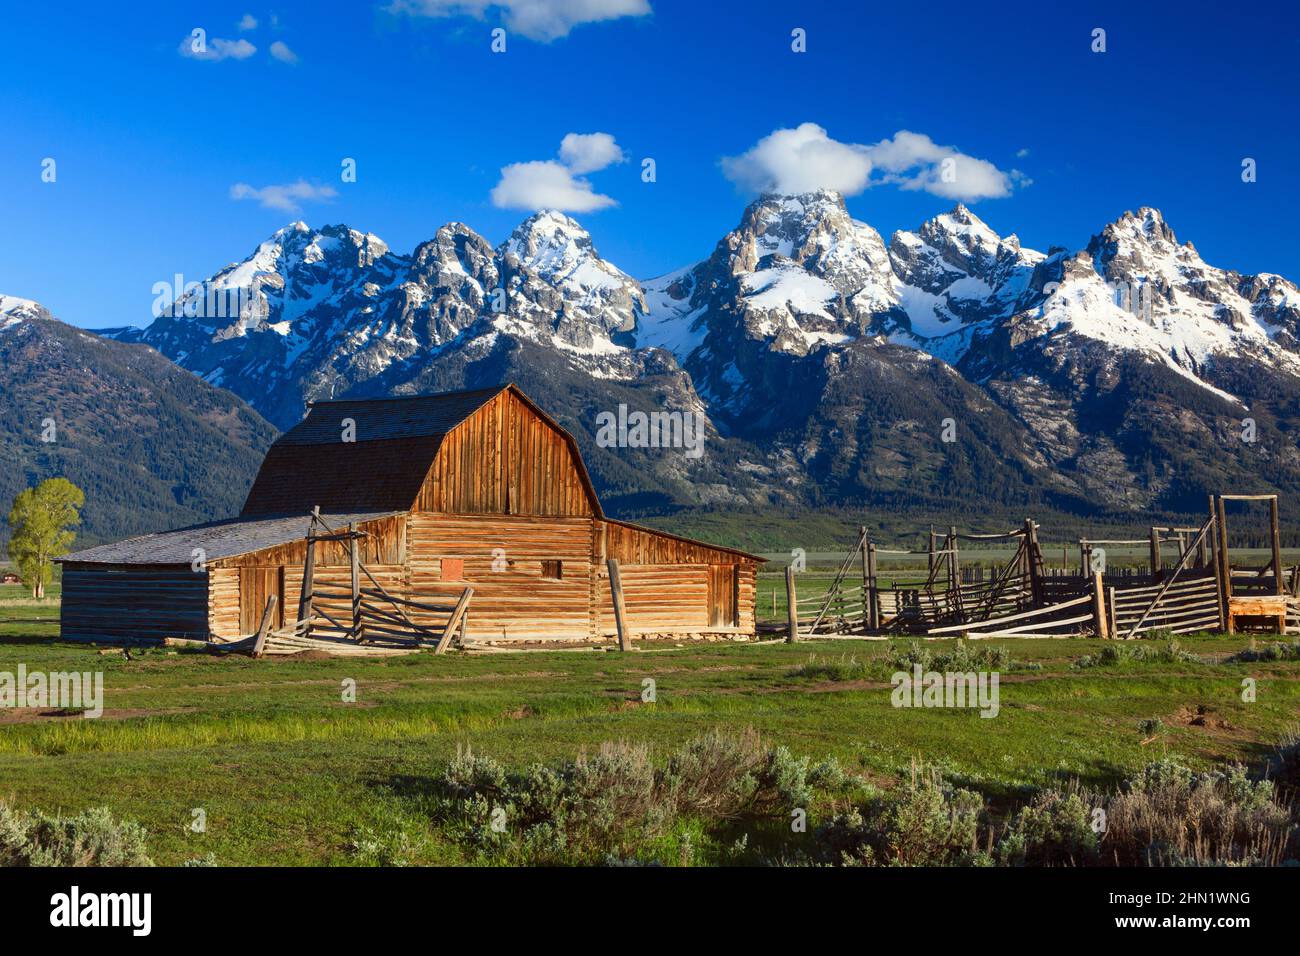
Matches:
[[93, 193, 1300, 514], [0, 294, 49, 330]]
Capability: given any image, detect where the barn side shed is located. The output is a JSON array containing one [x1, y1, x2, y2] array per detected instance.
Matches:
[[59, 384, 764, 648]]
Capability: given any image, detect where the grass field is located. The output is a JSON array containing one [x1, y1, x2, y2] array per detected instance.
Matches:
[[1, 588, 1298, 866]]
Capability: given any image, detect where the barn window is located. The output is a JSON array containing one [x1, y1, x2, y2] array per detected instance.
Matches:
[[441, 558, 465, 581], [541, 560, 563, 580]]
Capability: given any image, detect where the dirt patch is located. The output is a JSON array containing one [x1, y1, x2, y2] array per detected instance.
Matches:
[[504, 705, 537, 720], [1173, 704, 1238, 733], [0, 706, 197, 725]]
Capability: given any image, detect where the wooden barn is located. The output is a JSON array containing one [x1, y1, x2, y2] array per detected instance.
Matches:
[[59, 384, 763, 651]]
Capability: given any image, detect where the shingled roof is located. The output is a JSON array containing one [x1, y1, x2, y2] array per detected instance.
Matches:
[[60, 511, 400, 566], [240, 386, 508, 516]]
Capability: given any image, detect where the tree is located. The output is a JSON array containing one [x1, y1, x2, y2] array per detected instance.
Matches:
[[7, 478, 84, 599]]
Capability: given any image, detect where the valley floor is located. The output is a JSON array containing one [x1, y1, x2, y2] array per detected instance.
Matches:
[[0, 591, 1297, 865]]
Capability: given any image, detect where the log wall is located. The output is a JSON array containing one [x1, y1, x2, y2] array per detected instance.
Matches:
[[407, 513, 594, 641], [61, 564, 210, 643]]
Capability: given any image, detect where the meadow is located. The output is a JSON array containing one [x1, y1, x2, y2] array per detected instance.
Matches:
[[1, 578, 1298, 866]]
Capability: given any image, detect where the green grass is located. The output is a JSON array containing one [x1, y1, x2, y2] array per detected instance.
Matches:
[[1, 594, 1298, 865]]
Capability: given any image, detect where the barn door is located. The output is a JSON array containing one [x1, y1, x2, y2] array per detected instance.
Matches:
[[240, 567, 285, 635], [708, 565, 738, 628]]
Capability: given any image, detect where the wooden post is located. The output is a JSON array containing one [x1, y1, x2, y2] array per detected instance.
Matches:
[[1107, 586, 1117, 639], [1270, 497, 1284, 596], [349, 522, 361, 641], [785, 565, 799, 643], [859, 528, 870, 632], [948, 526, 960, 591], [607, 558, 631, 651], [866, 542, 879, 632], [1216, 496, 1232, 633], [928, 527, 937, 577], [252, 595, 278, 658], [1025, 518, 1043, 606], [1090, 571, 1109, 639], [1079, 539, 1088, 577], [298, 533, 316, 625], [1148, 527, 1162, 583]]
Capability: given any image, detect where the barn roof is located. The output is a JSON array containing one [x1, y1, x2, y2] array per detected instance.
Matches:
[[241, 386, 508, 516], [282, 386, 507, 444], [59, 511, 400, 566]]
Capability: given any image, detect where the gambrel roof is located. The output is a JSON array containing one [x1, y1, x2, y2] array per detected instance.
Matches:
[[239, 384, 603, 517]]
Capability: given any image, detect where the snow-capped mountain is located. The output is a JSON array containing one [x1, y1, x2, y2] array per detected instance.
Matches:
[[106, 193, 1300, 516]]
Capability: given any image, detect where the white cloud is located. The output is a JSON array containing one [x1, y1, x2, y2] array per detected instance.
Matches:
[[721, 123, 1025, 202], [230, 180, 338, 213], [491, 160, 616, 212], [388, 0, 651, 42], [490, 131, 623, 211], [269, 40, 299, 63], [178, 34, 257, 62], [238, 13, 258, 30], [721, 123, 873, 197], [558, 132, 624, 174], [868, 130, 1014, 200], [1015, 147, 1030, 158]]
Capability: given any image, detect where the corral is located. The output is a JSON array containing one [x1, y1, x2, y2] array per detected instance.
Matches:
[[791, 495, 1300, 641]]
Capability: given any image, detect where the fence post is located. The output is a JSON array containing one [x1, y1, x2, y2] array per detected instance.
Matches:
[[866, 542, 879, 632], [298, 533, 316, 626], [607, 558, 631, 652], [1090, 571, 1109, 640], [1149, 527, 1162, 583], [1270, 497, 1284, 596], [349, 522, 361, 641], [785, 565, 799, 643]]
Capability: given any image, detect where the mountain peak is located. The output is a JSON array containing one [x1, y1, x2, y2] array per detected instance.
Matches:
[[1106, 207, 1178, 246], [0, 294, 48, 330]]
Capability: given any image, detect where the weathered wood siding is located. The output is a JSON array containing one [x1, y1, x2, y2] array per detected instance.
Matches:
[[416, 390, 596, 517], [207, 515, 407, 640], [408, 513, 594, 641], [61, 564, 210, 643], [595, 564, 712, 635]]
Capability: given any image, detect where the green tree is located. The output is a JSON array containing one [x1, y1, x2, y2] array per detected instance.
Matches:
[[7, 478, 84, 599]]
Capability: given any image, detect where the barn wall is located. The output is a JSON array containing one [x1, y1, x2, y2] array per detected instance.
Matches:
[[416, 391, 596, 517], [207, 515, 407, 640], [62, 564, 210, 643], [408, 513, 594, 641]]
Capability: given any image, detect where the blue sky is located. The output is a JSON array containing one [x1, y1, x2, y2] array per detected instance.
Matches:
[[2, 0, 1297, 329]]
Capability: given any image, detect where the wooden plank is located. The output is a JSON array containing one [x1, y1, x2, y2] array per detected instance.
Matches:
[[608, 559, 631, 651], [434, 587, 474, 655], [252, 596, 278, 658], [785, 565, 799, 644], [1091, 570, 1109, 639]]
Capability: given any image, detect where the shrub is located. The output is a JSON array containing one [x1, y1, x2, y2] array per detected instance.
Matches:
[[1102, 759, 1296, 866], [789, 654, 873, 682], [814, 764, 987, 866], [1074, 641, 1201, 669], [887, 640, 1017, 673], [0, 802, 152, 866], [997, 789, 1100, 866], [1227, 640, 1300, 664], [429, 729, 846, 864]]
